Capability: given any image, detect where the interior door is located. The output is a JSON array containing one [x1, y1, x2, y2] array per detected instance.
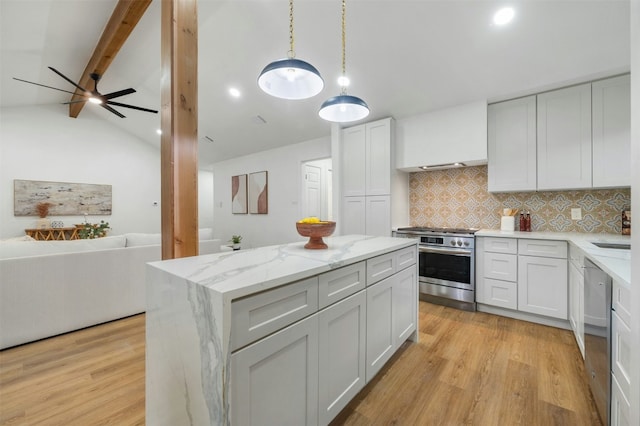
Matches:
[[303, 163, 322, 218]]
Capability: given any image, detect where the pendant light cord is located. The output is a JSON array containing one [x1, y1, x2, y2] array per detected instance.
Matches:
[[288, 0, 295, 59], [341, 0, 347, 95]]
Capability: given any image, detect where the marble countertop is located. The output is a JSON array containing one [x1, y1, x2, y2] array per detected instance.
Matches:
[[476, 229, 630, 287], [148, 234, 416, 300]]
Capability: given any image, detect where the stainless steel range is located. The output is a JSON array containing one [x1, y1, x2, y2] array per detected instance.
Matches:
[[394, 227, 478, 311]]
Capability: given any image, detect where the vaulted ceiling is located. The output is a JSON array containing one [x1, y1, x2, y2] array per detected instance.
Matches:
[[0, 0, 631, 168]]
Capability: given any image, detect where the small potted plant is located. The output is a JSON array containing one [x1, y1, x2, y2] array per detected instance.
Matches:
[[230, 235, 242, 250], [78, 220, 110, 239]]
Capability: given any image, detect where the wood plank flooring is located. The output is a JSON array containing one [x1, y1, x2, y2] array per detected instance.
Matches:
[[0, 303, 602, 425]]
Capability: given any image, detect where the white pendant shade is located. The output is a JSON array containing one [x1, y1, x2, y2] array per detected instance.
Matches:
[[318, 94, 369, 123], [258, 58, 324, 100]]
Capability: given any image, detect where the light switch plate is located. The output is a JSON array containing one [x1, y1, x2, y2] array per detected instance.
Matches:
[[571, 208, 582, 220]]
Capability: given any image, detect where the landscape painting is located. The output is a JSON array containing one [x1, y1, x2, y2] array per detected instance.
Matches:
[[14, 179, 112, 216]]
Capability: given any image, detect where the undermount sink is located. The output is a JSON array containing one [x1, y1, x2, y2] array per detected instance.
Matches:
[[591, 242, 631, 250]]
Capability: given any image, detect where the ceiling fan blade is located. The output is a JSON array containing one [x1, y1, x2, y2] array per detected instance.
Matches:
[[48, 66, 89, 93], [100, 104, 126, 118], [61, 100, 89, 105], [104, 88, 136, 99], [107, 101, 158, 114], [12, 77, 79, 96]]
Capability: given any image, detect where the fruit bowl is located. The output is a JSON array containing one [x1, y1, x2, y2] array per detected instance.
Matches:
[[296, 221, 336, 249]]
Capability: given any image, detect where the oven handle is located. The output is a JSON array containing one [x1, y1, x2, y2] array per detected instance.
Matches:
[[419, 246, 472, 257]]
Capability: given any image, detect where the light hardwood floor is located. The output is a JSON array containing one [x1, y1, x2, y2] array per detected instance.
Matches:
[[0, 303, 602, 425]]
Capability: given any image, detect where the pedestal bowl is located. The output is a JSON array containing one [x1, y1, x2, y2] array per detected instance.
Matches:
[[296, 221, 336, 249]]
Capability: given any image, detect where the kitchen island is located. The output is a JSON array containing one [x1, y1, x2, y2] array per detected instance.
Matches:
[[146, 234, 418, 426]]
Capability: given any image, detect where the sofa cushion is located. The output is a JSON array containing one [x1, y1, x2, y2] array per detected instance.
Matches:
[[199, 228, 214, 240], [0, 235, 127, 259], [125, 233, 161, 247]]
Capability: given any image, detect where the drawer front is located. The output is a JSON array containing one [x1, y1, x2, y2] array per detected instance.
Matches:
[[481, 237, 518, 254], [612, 280, 631, 327], [611, 373, 631, 426], [366, 252, 396, 286], [483, 252, 517, 282], [518, 239, 567, 259], [396, 246, 417, 271], [231, 277, 319, 351], [318, 262, 366, 309], [481, 278, 518, 310]]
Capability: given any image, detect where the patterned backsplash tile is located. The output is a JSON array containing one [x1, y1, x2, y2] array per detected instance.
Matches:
[[409, 165, 630, 234]]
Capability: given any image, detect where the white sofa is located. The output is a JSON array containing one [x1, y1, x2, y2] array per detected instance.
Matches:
[[0, 230, 227, 349]]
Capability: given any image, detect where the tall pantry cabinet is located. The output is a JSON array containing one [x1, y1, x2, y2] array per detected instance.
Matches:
[[340, 118, 407, 236]]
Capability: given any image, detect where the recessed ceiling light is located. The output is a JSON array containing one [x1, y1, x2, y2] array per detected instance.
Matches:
[[493, 7, 515, 26], [229, 87, 241, 98], [156, 129, 162, 135]]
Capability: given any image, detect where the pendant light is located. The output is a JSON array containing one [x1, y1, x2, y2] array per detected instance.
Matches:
[[319, 0, 369, 123], [258, 0, 324, 100]]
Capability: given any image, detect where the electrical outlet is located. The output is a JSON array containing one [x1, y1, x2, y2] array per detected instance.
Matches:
[[571, 208, 582, 220]]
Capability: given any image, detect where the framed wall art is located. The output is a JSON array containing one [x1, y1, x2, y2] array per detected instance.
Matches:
[[14, 179, 112, 216], [231, 174, 248, 214], [248, 171, 268, 214]]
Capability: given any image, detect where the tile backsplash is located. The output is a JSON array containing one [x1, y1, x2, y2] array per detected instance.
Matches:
[[409, 165, 630, 234]]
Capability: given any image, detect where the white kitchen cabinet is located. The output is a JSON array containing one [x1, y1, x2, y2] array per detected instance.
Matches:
[[568, 260, 585, 357], [365, 276, 394, 382], [318, 291, 366, 425], [518, 255, 568, 319], [476, 237, 518, 309], [231, 315, 319, 426], [481, 278, 517, 310], [483, 252, 518, 282], [365, 195, 391, 237], [612, 310, 632, 401], [318, 261, 366, 309], [611, 373, 631, 426], [393, 265, 417, 346], [342, 196, 366, 235], [612, 279, 632, 328], [342, 125, 366, 197], [592, 74, 631, 188], [537, 83, 592, 190], [366, 120, 392, 195], [487, 96, 537, 192]]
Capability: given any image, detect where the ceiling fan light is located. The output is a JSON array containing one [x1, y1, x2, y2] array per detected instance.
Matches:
[[258, 58, 324, 100], [319, 94, 369, 123], [88, 97, 103, 105]]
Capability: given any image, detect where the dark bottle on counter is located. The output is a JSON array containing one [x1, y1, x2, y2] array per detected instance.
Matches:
[[525, 212, 531, 232], [519, 212, 526, 232]]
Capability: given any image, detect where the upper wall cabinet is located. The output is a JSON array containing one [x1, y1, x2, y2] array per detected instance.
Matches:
[[537, 83, 592, 190], [592, 75, 631, 188], [395, 100, 487, 172], [487, 96, 537, 192], [487, 75, 631, 192]]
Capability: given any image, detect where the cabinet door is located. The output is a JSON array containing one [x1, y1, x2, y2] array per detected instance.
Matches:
[[342, 196, 366, 235], [518, 256, 568, 319], [483, 252, 517, 282], [231, 315, 319, 426], [487, 96, 537, 192], [611, 373, 631, 426], [365, 118, 391, 195], [366, 276, 394, 382], [612, 311, 632, 399], [592, 75, 631, 188], [481, 278, 517, 310], [318, 291, 366, 425], [537, 83, 592, 190], [569, 261, 585, 358], [365, 195, 391, 237], [393, 266, 417, 346], [342, 125, 366, 196]]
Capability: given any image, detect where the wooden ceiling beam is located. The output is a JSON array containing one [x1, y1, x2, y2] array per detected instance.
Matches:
[[68, 0, 152, 118]]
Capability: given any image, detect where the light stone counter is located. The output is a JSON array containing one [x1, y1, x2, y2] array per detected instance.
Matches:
[[476, 229, 630, 287], [145, 234, 416, 425]]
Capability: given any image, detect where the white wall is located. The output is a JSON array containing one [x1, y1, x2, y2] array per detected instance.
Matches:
[[629, 2, 639, 424], [0, 105, 214, 239], [212, 136, 331, 248]]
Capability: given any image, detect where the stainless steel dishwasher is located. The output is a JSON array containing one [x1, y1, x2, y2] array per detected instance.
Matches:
[[584, 259, 612, 425]]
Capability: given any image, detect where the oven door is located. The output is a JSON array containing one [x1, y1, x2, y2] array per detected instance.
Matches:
[[418, 245, 474, 291]]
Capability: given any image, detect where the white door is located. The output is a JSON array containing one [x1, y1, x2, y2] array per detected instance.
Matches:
[[366, 276, 394, 382], [318, 291, 366, 425], [518, 256, 568, 319], [231, 315, 319, 426], [303, 163, 322, 218]]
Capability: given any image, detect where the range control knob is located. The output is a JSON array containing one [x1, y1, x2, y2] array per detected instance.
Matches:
[[463, 241, 470, 247], [450, 240, 456, 246], [457, 240, 463, 247]]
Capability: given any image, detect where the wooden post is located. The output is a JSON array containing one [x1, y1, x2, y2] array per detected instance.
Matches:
[[160, 0, 198, 259]]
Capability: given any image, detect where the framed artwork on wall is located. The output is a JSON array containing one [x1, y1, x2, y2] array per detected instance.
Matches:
[[231, 174, 248, 214], [13, 179, 112, 216], [248, 171, 268, 214]]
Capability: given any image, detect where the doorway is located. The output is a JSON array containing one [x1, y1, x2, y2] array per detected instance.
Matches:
[[301, 158, 333, 221]]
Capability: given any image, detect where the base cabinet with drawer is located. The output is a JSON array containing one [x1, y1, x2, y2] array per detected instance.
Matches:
[[476, 236, 568, 322], [230, 245, 417, 426], [611, 279, 632, 425]]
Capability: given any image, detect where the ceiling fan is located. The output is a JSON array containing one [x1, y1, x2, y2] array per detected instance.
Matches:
[[13, 66, 158, 118]]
